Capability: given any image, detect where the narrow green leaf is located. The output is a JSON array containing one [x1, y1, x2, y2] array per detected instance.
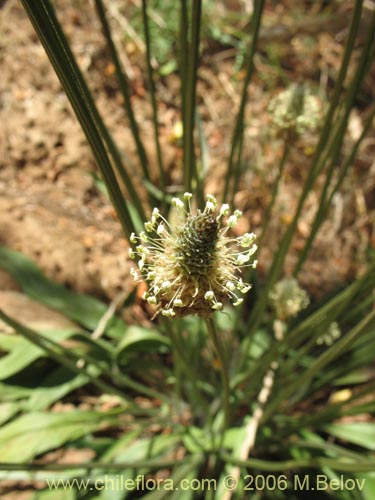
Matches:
[[32, 490, 76, 500], [0, 246, 126, 338], [143, 458, 203, 500], [196, 111, 209, 192], [182, 0, 202, 200], [242, 0, 366, 340], [295, 28, 375, 275], [116, 326, 170, 363], [127, 200, 146, 234], [261, 310, 375, 422], [0, 402, 20, 426], [220, 452, 375, 472], [93, 0, 151, 217], [354, 473, 375, 500], [102, 434, 179, 464], [333, 369, 373, 386], [0, 309, 129, 400], [168, 463, 202, 500], [0, 329, 78, 380], [26, 367, 88, 411], [323, 423, 375, 451], [100, 429, 144, 463], [0, 454, 195, 472], [275, 383, 375, 436], [179, 0, 188, 125], [296, 431, 365, 460], [258, 141, 290, 245], [20, 0, 136, 239], [238, 269, 374, 398], [0, 383, 33, 401], [223, 0, 265, 202], [144, 180, 173, 203], [183, 426, 213, 454], [141, 0, 166, 199], [0, 411, 118, 462]]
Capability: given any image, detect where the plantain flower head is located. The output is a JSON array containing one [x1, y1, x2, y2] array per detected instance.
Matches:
[[268, 84, 323, 136], [129, 193, 257, 318], [269, 277, 309, 320], [317, 322, 341, 346]]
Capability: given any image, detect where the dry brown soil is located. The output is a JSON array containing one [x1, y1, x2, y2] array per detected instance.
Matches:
[[1, 0, 374, 312]]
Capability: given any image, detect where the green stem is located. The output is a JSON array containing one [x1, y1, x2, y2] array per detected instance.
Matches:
[[141, 0, 166, 204], [205, 316, 231, 447], [196, 111, 208, 207], [229, 127, 245, 207], [235, 268, 374, 401], [182, 0, 202, 196], [261, 310, 375, 424], [239, 0, 365, 354], [168, 322, 211, 413], [219, 453, 374, 473], [0, 309, 126, 401], [0, 308, 168, 403], [294, 105, 375, 276], [21, 0, 137, 240], [0, 455, 197, 472], [277, 382, 375, 440], [94, 0, 151, 187], [223, 0, 265, 202], [179, 0, 188, 127], [163, 320, 217, 450], [258, 139, 290, 246]]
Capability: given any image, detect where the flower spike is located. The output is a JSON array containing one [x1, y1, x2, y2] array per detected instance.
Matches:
[[129, 195, 257, 318]]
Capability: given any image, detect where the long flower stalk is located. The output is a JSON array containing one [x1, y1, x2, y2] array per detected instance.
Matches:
[[205, 316, 231, 447]]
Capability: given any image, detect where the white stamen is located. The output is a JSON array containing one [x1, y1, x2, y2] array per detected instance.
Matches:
[[227, 215, 238, 227], [239, 232, 256, 247], [172, 197, 184, 209], [162, 308, 176, 317], [139, 231, 148, 242], [130, 268, 138, 281], [236, 253, 250, 265], [219, 204, 230, 217], [205, 201, 215, 212], [144, 221, 154, 232], [206, 194, 217, 205], [248, 244, 258, 256]]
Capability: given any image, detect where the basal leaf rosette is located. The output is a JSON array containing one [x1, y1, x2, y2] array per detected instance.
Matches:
[[129, 193, 258, 318]]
